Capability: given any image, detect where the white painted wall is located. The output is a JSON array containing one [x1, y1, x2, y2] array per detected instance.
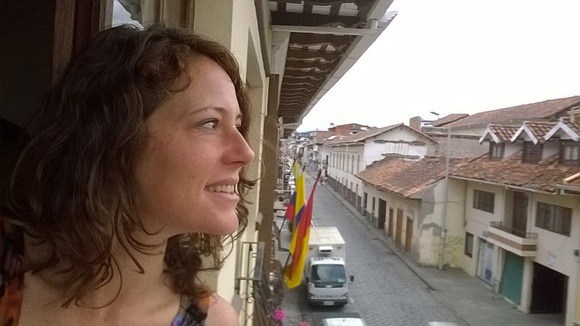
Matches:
[[462, 181, 504, 279], [326, 144, 364, 200], [542, 141, 560, 160], [363, 127, 435, 167], [504, 142, 520, 158]]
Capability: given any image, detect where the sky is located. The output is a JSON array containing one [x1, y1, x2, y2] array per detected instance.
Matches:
[[112, 1, 141, 27], [296, 0, 580, 132]]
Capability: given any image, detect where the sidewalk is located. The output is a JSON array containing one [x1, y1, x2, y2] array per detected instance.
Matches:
[[275, 176, 565, 326]]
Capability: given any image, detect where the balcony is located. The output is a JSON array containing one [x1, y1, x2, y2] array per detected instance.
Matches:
[[487, 221, 538, 257]]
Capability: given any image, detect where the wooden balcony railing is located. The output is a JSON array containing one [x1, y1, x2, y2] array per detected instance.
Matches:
[[489, 221, 538, 239]]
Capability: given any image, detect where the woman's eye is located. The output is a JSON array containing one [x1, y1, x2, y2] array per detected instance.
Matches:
[[200, 119, 218, 130]]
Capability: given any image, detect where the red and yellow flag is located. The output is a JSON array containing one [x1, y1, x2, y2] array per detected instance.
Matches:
[[284, 171, 321, 289], [284, 162, 306, 223]]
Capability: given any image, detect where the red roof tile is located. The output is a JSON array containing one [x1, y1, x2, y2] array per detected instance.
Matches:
[[447, 96, 580, 128], [327, 123, 436, 146], [564, 120, 580, 135], [452, 151, 580, 193], [314, 130, 336, 143], [486, 124, 520, 142], [543, 118, 580, 141], [432, 114, 469, 127], [563, 173, 580, 187], [512, 121, 557, 143], [356, 156, 469, 197], [326, 124, 401, 145]]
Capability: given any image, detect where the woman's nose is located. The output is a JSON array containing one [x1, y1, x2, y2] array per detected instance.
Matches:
[[228, 129, 255, 166]]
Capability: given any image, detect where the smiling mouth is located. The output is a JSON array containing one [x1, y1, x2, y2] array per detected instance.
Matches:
[[205, 184, 236, 194]]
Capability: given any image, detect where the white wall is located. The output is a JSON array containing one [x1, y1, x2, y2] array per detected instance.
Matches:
[[326, 144, 364, 199], [363, 127, 435, 167], [504, 142, 520, 158], [462, 181, 504, 278], [541, 141, 560, 160]]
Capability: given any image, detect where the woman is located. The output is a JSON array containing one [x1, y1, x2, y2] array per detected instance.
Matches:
[[2, 24, 254, 325]]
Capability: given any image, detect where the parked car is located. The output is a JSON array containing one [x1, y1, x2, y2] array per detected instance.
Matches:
[[319, 317, 367, 326]]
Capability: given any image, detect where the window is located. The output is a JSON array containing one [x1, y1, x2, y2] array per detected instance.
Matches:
[[473, 189, 494, 213], [560, 140, 579, 166], [464, 232, 474, 257], [523, 141, 542, 164], [536, 202, 572, 236], [372, 197, 376, 214], [489, 143, 504, 160]]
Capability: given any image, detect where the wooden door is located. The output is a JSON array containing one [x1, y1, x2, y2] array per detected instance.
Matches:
[[387, 208, 394, 237], [395, 208, 403, 248], [377, 199, 386, 229], [405, 217, 413, 251]]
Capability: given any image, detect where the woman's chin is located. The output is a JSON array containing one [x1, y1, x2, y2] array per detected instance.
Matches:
[[207, 214, 240, 236]]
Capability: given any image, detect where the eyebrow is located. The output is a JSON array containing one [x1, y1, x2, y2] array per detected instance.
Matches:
[[185, 106, 243, 120]]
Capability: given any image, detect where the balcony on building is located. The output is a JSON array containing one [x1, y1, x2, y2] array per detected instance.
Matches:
[[487, 221, 538, 257]]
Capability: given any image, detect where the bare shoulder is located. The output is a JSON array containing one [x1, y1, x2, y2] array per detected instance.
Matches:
[[205, 294, 239, 326]]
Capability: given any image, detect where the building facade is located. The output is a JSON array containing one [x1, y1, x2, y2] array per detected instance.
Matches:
[[455, 117, 579, 325]]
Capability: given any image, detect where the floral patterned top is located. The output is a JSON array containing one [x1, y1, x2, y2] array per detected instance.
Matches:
[[0, 223, 208, 325]]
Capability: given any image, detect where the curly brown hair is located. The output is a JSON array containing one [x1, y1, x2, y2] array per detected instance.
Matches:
[[8, 24, 253, 306]]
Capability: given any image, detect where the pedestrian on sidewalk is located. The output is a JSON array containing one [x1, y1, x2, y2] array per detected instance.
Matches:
[[2, 25, 254, 325]]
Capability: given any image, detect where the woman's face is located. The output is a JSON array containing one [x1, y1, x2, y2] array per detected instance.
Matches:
[[134, 56, 255, 237]]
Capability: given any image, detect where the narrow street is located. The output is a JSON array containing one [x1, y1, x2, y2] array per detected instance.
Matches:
[[278, 174, 465, 326], [277, 172, 567, 326]]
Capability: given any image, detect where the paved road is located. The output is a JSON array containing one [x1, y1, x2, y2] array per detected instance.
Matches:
[[279, 176, 466, 326]]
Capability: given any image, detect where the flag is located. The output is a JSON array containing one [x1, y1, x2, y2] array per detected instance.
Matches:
[[284, 170, 321, 289], [287, 170, 306, 253], [284, 191, 296, 222], [293, 171, 306, 224], [285, 162, 306, 225]]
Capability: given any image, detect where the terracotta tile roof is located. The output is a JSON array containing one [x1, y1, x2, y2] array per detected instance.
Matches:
[[326, 123, 401, 145], [447, 95, 580, 128], [326, 123, 437, 146], [566, 120, 580, 134], [314, 123, 374, 143], [544, 118, 580, 141], [356, 156, 468, 198], [328, 123, 372, 132], [511, 121, 557, 143], [314, 130, 336, 143], [562, 172, 580, 188], [432, 114, 469, 127], [452, 151, 580, 193], [480, 124, 520, 143]]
